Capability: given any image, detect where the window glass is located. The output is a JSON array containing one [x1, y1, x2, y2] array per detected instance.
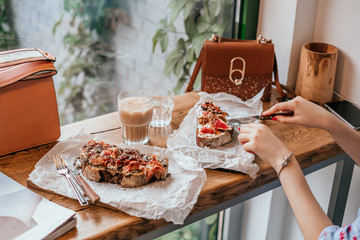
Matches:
[[1, 0, 234, 125], [1, 0, 238, 239]]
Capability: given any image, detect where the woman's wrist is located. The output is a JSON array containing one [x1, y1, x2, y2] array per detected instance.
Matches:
[[268, 147, 292, 172], [319, 109, 341, 132], [277, 152, 293, 175], [277, 153, 302, 181]]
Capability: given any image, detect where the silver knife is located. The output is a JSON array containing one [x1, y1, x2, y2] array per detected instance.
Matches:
[[64, 160, 100, 204], [228, 110, 294, 126]]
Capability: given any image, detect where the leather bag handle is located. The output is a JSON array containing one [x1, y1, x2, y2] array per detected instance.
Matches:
[[0, 60, 57, 88], [0, 48, 55, 68], [273, 54, 287, 98], [186, 48, 204, 93]]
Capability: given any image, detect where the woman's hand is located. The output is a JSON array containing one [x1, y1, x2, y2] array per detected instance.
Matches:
[[239, 122, 334, 239], [238, 123, 291, 171], [262, 96, 336, 130]]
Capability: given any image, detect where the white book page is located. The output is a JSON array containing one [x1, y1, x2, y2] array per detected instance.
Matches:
[[0, 172, 75, 240]]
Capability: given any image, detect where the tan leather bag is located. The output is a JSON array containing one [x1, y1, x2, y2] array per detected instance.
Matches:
[[186, 34, 293, 101], [0, 48, 60, 156]]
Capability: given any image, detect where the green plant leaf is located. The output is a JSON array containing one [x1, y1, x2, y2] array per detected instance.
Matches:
[[210, 24, 222, 34], [184, 17, 198, 39], [152, 28, 168, 53], [209, 1, 222, 18], [152, 19, 176, 53], [159, 19, 167, 28], [173, 77, 187, 94], [159, 33, 169, 53], [163, 49, 182, 76], [177, 38, 186, 52], [52, 14, 64, 35], [193, 68, 202, 91], [196, 16, 212, 33], [64, 0, 79, 12], [168, 0, 188, 23], [152, 0, 234, 97], [183, 0, 193, 20], [192, 32, 212, 56], [200, 4, 211, 22], [183, 62, 191, 76], [174, 55, 185, 76], [152, 29, 162, 53], [185, 48, 195, 62], [167, 22, 176, 32]]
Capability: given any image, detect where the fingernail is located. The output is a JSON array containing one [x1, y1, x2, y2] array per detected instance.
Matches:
[[272, 117, 277, 120]]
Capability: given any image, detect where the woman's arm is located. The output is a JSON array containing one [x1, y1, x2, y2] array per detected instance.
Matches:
[[239, 124, 333, 240], [263, 96, 360, 164], [325, 116, 360, 164], [279, 153, 334, 240]]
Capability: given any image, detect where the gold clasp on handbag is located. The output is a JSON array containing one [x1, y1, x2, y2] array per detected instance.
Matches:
[[208, 34, 221, 43], [229, 57, 246, 85], [257, 34, 272, 44]]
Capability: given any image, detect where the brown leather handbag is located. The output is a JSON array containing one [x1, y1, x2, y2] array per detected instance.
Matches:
[[0, 48, 60, 156], [186, 34, 292, 101]]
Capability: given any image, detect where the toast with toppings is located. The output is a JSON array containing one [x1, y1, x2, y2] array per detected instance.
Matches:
[[196, 101, 233, 148], [74, 140, 169, 188]]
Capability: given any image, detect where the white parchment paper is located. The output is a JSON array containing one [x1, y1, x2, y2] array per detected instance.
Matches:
[[167, 91, 264, 179], [28, 134, 206, 224]]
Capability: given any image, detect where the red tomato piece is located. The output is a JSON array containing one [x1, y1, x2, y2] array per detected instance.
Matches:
[[215, 119, 231, 130], [200, 127, 215, 134]]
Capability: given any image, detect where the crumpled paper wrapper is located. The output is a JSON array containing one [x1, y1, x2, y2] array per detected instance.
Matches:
[[167, 91, 264, 179], [28, 134, 206, 224]]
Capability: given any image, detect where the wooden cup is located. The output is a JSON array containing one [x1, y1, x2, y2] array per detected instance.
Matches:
[[295, 42, 338, 104]]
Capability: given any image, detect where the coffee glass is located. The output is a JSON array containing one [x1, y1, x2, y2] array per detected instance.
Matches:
[[118, 90, 153, 145], [150, 87, 175, 127]]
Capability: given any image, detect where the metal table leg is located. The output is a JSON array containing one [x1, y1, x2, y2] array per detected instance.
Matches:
[[327, 154, 354, 226]]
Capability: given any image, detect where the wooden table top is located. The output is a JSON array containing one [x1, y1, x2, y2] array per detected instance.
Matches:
[[0, 91, 344, 239]]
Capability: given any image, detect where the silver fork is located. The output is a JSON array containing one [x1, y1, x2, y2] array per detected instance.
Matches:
[[53, 154, 88, 206]]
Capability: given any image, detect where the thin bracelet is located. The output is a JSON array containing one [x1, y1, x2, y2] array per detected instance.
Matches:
[[277, 152, 293, 176]]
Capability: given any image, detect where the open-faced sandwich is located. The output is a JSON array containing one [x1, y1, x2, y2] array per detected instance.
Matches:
[[196, 101, 233, 148], [74, 140, 169, 188]]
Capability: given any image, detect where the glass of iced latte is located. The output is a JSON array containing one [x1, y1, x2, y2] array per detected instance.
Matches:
[[118, 90, 153, 145]]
